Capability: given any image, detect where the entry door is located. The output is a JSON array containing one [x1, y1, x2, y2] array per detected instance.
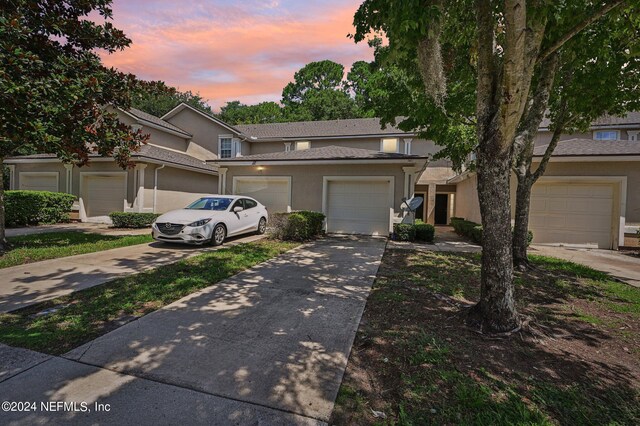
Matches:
[[414, 193, 426, 221], [435, 194, 448, 225]]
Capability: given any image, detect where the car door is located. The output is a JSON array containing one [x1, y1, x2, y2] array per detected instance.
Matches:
[[242, 198, 261, 231], [226, 199, 246, 236]]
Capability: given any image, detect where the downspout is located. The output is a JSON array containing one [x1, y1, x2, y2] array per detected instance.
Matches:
[[153, 164, 165, 213]]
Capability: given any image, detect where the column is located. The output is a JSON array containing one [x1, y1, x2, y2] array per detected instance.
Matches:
[[135, 163, 147, 212], [218, 167, 228, 195], [426, 183, 437, 225]]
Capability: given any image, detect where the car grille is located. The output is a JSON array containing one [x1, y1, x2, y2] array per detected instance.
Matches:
[[156, 223, 185, 236]]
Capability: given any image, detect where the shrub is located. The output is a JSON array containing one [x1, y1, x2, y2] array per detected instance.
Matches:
[[415, 222, 435, 242], [109, 212, 160, 228], [5, 190, 76, 227], [451, 216, 534, 246], [269, 210, 326, 241], [394, 223, 416, 241]]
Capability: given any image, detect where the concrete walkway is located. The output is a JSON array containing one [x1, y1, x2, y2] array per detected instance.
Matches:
[[0, 235, 264, 313], [0, 236, 385, 424], [6, 222, 151, 237], [530, 245, 640, 288], [388, 226, 481, 253]]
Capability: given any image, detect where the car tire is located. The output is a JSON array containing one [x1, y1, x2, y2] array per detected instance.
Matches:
[[211, 224, 226, 246], [257, 217, 267, 235]]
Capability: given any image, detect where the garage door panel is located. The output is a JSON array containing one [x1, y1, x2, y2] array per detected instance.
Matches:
[[84, 175, 126, 217], [20, 174, 58, 192], [234, 178, 290, 213], [529, 182, 614, 249], [326, 179, 391, 236]]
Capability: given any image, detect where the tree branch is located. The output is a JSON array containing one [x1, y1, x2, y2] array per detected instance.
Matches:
[[532, 101, 571, 182], [537, 0, 626, 64]]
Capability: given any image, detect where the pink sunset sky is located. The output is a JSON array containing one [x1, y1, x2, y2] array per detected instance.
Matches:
[[99, 0, 374, 111]]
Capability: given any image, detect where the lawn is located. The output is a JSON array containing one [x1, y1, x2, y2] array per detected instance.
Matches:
[[332, 248, 640, 425], [0, 232, 153, 269], [0, 240, 298, 354]]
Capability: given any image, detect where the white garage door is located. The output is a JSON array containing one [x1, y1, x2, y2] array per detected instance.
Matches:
[[84, 175, 126, 217], [326, 179, 392, 235], [234, 177, 291, 212], [19, 173, 58, 192], [529, 182, 614, 248]]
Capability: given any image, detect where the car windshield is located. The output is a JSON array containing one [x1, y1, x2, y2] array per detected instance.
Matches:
[[185, 197, 233, 211]]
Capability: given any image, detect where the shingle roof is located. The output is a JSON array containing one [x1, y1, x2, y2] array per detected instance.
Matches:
[[235, 118, 411, 140], [134, 145, 216, 172], [534, 138, 640, 156], [128, 108, 192, 137], [540, 112, 640, 129], [217, 145, 426, 162]]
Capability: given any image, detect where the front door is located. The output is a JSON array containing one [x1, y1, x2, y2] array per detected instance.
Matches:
[[435, 194, 449, 225], [414, 193, 425, 221]]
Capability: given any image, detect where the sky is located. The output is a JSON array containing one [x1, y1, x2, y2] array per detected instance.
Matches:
[[99, 0, 374, 111]]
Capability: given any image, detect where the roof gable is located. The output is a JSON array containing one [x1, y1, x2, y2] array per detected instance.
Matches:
[[161, 103, 243, 136]]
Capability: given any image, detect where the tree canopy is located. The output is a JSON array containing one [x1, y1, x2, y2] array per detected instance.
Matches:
[[132, 80, 213, 118]]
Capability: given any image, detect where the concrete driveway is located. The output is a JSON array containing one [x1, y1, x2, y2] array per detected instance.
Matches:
[[530, 245, 640, 287], [0, 236, 386, 424], [0, 235, 264, 313]]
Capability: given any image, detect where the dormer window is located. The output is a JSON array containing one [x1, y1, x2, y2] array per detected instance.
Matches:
[[628, 131, 639, 141], [295, 141, 310, 150], [594, 130, 619, 140], [284, 142, 292, 152], [219, 135, 234, 158], [381, 138, 399, 153]]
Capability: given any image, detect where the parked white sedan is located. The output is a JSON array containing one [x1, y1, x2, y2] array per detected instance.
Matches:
[[152, 195, 268, 245]]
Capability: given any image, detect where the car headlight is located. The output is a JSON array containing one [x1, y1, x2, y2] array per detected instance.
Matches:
[[188, 218, 212, 227]]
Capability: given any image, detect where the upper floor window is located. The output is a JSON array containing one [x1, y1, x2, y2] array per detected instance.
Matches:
[[219, 136, 234, 158], [284, 142, 292, 152], [381, 138, 399, 153], [594, 130, 619, 140], [295, 141, 310, 150], [628, 131, 639, 141], [403, 138, 412, 155]]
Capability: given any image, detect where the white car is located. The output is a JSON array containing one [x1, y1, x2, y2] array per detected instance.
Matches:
[[152, 195, 268, 245]]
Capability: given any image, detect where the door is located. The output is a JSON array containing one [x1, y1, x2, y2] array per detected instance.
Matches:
[[84, 174, 126, 217], [19, 173, 58, 192], [435, 194, 448, 225], [414, 193, 426, 221], [325, 179, 392, 235], [227, 198, 251, 235], [241, 198, 261, 231], [234, 177, 291, 212], [529, 182, 614, 248]]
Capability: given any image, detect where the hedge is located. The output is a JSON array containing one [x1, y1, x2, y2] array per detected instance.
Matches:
[[393, 221, 435, 243], [451, 217, 533, 246], [109, 212, 160, 228], [269, 211, 326, 241], [5, 190, 76, 227]]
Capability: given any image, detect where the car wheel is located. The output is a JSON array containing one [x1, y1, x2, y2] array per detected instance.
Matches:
[[257, 217, 267, 235], [211, 224, 226, 246]]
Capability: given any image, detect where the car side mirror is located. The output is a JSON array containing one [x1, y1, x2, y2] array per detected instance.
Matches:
[[233, 206, 244, 213]]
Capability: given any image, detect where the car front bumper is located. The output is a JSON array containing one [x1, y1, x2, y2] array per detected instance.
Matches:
[[151, 222, 213, 245]]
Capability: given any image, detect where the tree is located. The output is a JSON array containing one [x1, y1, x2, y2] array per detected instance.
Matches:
[[345, 60, 378, 117], [282, 60, 358, 120], [353, 0, 637, 332], [133, 80, 212, 117], [219, 100, 286, 125], [0, 0, 148, 250], [511, 10, 640, 268]]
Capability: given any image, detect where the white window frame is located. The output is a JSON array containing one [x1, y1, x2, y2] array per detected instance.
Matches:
[[593, 130, 619, 140], [295, 141, 310, 151], [380, 138, 399, 153], [234, 138, 242, 157], [627, 131, 639, 141], [18, 172, 59, 192], [284, 142, 292, 152], [218, 134, 234, 159]]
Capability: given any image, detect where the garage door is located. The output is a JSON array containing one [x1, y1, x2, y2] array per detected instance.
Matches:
[[234, 177, 291, 212], [326, 179, 392, 235], [529, 182, 614, 248], [84, 175, 126, 217], [19, 173, 58, 192]]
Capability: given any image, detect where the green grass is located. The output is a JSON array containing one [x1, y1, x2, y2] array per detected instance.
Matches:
[[0, 240, 298, 354], [0, 232, 153, 268]]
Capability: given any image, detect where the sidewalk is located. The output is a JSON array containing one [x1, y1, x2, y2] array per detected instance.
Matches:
[[0, 235, 264, 313]]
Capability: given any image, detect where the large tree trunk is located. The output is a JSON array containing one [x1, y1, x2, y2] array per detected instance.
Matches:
[[513, 174, 533, 268], [469, 130, 520, 333], [0, 157, 7, 252]]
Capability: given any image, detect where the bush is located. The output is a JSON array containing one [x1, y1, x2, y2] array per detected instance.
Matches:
[[109, 212, 160, 228], [415, 222, 435, 242], [5, 190, 76, 227], [394, 223, 416, 241], [451, 217, 534, 246], [269, 210, 326, 241]]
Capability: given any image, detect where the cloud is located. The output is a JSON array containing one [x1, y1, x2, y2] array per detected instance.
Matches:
[[99, 0, 373, 110]]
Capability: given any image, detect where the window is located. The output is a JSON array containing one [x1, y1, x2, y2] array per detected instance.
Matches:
[[284, 142, 291, 152], [243, 199, 258, 209], [628, 131, 639, 141], [594, 130, 619, 140], [381, 138, 399, 153], [403, 139, 412, 154], [186, 197, 232, 211], [219, 136, 233, 158], [231, 199, 244, 211], [295, 141, 310, 150]]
